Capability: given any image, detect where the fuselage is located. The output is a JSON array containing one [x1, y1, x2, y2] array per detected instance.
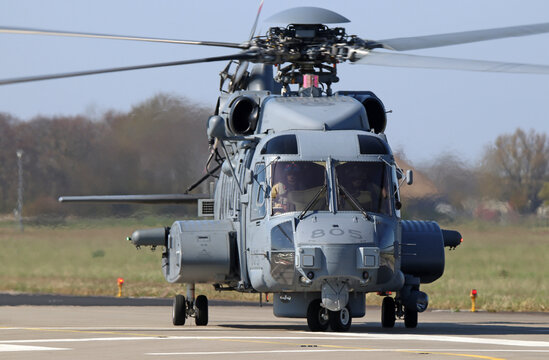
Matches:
[[211, 93, 406, 313]]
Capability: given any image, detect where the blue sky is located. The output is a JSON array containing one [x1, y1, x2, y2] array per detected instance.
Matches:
[[1, 0, 548, 165]]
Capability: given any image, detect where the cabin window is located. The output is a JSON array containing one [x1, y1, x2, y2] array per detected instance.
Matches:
[[260, 135, 298, 155], [335, 161, 392, 216], [358, 135, 389, 155], [250, 162, 267, 220], [220, 174, 229, 219], [270, 161, 328, 216]]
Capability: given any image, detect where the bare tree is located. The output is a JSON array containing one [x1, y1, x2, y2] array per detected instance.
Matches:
[[420, 153, 478, 211], [481, 128, 549, 213], [539, 182, 549, 207]]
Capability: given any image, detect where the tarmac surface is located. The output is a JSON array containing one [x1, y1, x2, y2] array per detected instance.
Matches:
[[1, 294, 548, 360]]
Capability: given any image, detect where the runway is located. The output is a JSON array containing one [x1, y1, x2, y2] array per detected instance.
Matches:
[[1, 302, 548, 360]]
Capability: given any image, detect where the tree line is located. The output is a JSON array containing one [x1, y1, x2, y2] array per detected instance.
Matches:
[[413, 128, 549, 220], [0, 94, 210, 217], [1, 93, 548, 220]]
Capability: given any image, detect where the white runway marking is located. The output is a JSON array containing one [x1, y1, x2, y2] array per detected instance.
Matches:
[[0, 344, 68, 352], [1, 334, 549, 348], [312, 332, 549, 347]]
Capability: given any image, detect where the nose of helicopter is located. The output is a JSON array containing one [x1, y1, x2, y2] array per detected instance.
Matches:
[[292, 216, 374, 312], [292, 213, 396, 295]]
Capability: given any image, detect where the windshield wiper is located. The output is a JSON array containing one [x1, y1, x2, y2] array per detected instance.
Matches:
[[298, 184, 327, 220], [338, 183, 373, 221]]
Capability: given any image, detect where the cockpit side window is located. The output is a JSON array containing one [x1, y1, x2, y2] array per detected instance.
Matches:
[[335, 161, 392, 216], [260, 135, 298, 155], [270, 161, 328, 216], [250, 162, 266, 220]]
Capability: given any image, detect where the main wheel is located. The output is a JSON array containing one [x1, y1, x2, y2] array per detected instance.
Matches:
[[381, 296, 396, 328], [195, 295, 209, 326], [306, 299, 329, 332], [172, 294, 186, 326], [404, 307, 418, 328], [328, 306, 352, 332]]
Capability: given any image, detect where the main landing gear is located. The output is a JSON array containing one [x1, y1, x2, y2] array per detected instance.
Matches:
[[172, 284, 208, 326], [380, 295, 419, 329], [306, 299, 352, 332]]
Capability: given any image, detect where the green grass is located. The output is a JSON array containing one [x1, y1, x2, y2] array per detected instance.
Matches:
[[0, 219, 547, 311], [422, 223, 549, 312]]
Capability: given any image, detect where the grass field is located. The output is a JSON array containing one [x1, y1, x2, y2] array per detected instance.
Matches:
[[0, 218, 547, 311]]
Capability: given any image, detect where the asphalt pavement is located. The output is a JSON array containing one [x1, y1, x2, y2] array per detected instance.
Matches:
[[1, 294, 548, 360]]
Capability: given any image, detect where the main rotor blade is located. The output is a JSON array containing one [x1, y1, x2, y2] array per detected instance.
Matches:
[[374, 22, 549, 51], [58, 194, 210, 204], [352, 50, 549, 74], [0, 26, 247, 49], [0, 52, 258, 85]]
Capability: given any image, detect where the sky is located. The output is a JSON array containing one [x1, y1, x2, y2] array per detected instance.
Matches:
[[1, 0, 549, 165]]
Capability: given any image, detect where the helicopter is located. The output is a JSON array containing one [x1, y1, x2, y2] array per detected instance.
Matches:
[[2, 5, 549, 332]]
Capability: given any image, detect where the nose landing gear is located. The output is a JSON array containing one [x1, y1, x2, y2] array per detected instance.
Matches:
[[306, 299, 352, 332], [306, 299, 330, 331]]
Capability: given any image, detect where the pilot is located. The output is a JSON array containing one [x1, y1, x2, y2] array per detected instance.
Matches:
[[271, 163, 301, 213], [342, 165, 380, 212]]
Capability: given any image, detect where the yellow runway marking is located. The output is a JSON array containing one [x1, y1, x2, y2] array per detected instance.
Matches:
[[217, 337, 506, 360]]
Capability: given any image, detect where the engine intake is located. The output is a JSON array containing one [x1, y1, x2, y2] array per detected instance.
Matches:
[[335, 91, 387, 133], [228, 96, 259, 135], [361, 96, 386, 133]]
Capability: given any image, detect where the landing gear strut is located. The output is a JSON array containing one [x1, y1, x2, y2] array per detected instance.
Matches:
[[172, 284, 209, 326]]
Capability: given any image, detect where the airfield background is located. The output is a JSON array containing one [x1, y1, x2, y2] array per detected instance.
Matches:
[[0, 93, 547, 312]]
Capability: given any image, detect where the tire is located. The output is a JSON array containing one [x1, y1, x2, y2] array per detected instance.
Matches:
[[172, 294, 186, 326], [381, 296, 396, 328], [329, 306, 352, 332], [195, 295, 209, 326], [404, 307, 418, 328], [306, 299, 329, 332]]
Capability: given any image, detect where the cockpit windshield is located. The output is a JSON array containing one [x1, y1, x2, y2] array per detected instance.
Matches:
[[335, 161, 392, 216], [270, 161, 327, 215]]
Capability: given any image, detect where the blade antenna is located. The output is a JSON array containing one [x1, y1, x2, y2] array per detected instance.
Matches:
[[249, 0, 265, 40]]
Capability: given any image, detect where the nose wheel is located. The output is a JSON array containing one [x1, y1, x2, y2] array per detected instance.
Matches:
[[306, 300, 352, 332], [306, 299, 330, 331], [329, 306, 352, 332], [172, 294, 209, 326]]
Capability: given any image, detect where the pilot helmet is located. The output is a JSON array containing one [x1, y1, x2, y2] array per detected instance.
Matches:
[[284, 162, 300, 174]]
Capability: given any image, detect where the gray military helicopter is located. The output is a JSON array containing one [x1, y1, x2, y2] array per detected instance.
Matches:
[[2, 6, 549, 331]]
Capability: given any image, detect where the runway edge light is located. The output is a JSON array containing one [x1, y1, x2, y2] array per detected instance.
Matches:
[[470, 289, 478, 312], [117, 277, 124, 298]]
